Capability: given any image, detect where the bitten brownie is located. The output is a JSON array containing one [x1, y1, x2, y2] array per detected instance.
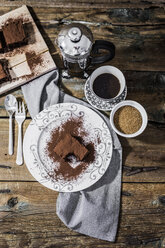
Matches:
[[2, 19, 26, 47], [54, 133, 88, 161]]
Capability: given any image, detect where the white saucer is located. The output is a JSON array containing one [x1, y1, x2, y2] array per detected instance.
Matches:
[[84, 77, 127, 111]]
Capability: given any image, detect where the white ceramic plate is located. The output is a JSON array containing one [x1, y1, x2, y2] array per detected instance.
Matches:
[[23, 103, 113, 192]]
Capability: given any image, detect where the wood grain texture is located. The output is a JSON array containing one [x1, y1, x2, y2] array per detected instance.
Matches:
[[33, 7, 165, 72], [0, 4, 164, 248], [0, 6, 164, 71], [0, 70, 165, 123], [0, 118, 164, 182], [0, 5, 56, 95], [0, 182, 164, 247], [0, 0, 165, 8], [1, 6, 165, 25]]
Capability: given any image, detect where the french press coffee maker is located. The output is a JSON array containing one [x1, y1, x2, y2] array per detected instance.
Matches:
[[57, 23, 115, 78]]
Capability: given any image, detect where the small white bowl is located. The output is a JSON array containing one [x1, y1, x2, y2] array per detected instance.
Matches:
[[110, 100, 148, 138]]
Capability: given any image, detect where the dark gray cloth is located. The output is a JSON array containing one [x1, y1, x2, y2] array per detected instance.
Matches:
[[22, 70, 122, 242]]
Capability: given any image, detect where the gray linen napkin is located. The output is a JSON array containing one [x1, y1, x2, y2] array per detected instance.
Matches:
[[22, 70, 122, 242]]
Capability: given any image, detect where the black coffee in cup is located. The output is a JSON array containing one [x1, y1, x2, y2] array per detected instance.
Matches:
[[93, 73, 120, 99]]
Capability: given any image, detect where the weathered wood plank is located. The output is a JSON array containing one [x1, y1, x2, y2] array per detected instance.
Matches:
[[1, 6, 165, 25], [0, 0, 164, 8], [0, 119, 34, 181], [49, 25, 165, 71], [0, 6, 165, 71], [0, 4, 164, 248], [0, 71, 164, 123], [33, 7, 165, 72], [0, 182, 164, 247], [0, 118, 164, 182], [120, 122, 165, 182], [61, 71, 165, 123]]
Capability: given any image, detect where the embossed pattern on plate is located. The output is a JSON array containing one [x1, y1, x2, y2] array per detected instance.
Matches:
[[23, 103, 113, 192]]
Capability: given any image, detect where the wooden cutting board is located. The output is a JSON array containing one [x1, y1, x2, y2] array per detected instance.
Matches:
[[0, 5, 56, 95]]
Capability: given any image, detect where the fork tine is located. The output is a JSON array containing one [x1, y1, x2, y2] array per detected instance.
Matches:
[[22, 102, 25, 114]]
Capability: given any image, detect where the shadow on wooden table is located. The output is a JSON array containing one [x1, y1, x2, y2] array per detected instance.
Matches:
[[118, 137, 132, 166], [134, 122, 165, 145], [118, 123, 165, 175], [27, 6, 63, 69]]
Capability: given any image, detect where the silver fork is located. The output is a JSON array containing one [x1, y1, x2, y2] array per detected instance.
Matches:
[[15, 101, 26, 165]]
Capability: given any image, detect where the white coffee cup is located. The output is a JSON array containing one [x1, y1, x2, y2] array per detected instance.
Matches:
[[90, 65, 126, 101]]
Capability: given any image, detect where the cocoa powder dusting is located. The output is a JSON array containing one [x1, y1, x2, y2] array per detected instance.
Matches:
[[26, 52, 43, 70], [54, 133, 89, 161], [46, 117, 96, 182]]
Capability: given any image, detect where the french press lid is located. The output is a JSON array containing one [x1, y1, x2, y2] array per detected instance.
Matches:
[[57, 23, 94, 57]]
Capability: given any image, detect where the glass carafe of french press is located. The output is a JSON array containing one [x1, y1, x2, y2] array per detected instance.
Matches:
[[57, 23, 115, 78]]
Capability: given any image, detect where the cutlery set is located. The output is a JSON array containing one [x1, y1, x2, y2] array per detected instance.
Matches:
[[4, 94, 26, 165]]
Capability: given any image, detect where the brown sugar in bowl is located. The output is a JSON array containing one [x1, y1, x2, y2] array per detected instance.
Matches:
[[110, 100, 148, 138]]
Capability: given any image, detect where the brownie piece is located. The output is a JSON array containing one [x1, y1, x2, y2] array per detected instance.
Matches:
[[0, 62, 7, 82], [0, 31, 6, 53], [0, 59, 10, 83], [2, 19, 26, 47], [54, 134, 88, 161]]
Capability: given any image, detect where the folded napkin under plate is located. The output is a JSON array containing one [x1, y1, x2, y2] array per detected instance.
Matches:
[[21, 70, 122, 242]]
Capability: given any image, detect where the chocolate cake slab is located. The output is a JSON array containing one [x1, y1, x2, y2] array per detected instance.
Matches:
[[2, 19, 26, 47], [0, 60, 9, 82], [54, 133, 88, 161]]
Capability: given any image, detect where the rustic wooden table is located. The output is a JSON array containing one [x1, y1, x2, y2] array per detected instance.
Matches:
[[0, 1, 165, 248]]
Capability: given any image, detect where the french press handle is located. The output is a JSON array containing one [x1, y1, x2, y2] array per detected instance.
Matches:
[[90, 40, 115, 64]]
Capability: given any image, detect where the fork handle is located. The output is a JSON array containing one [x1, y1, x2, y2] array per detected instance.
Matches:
[[8, 115, 13, 155], [16, 123, 23, 165]]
